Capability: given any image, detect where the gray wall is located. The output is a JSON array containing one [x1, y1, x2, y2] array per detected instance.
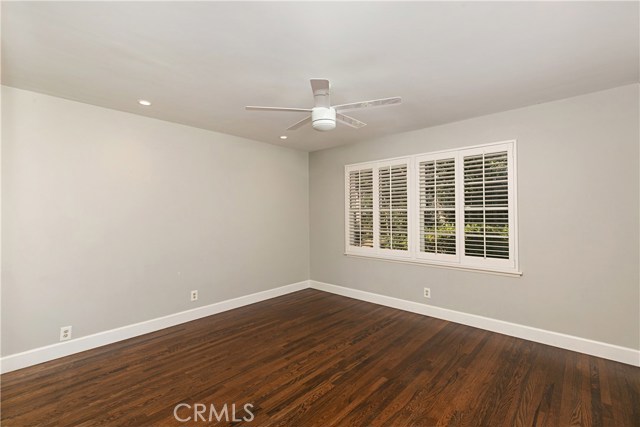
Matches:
[[3, 83, 638, 356], [1, 86, 310, 356], [310, 84, 640, 350]]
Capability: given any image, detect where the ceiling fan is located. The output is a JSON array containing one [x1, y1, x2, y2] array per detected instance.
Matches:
[[245, 79, 401, 132]]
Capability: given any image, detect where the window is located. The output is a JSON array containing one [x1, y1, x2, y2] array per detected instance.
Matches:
[[377, 161, 410, 254], [344, 141, 519, 275], [416, 154, 457, 262], [347, 168, 374, 250], [462, 149, 512, 268]]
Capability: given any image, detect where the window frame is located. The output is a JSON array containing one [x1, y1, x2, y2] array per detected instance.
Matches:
[[344, 140, 520, 276]]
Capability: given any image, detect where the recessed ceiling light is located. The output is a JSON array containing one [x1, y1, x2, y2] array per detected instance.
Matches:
[[280, 135, 288, 140], [138, 99, 151, 106]]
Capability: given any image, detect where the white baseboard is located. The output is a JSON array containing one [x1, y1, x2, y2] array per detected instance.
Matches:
[[309, 280, 640, 367], [3, 279, 637, 373], [0, 280, 310, 374]]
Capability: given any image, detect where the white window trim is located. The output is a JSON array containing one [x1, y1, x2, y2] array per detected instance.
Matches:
[[344, 140, 521, 276]]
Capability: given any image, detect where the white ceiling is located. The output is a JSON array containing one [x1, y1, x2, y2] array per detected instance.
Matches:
[[2, 2, 638, 152]]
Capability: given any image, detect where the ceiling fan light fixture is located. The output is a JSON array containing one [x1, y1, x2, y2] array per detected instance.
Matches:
[[311, 107, 336, 131]]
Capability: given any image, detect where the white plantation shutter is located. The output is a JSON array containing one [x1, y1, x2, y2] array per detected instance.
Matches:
[[416, 155, 457, 261], [378, 162, 409, 252], [347, 168, 374, 249], [462, 146, 514, 267], [345, 141, 518, 274]]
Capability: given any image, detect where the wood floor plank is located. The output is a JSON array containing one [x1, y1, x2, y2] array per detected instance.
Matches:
[[1, 289, 638, 426]]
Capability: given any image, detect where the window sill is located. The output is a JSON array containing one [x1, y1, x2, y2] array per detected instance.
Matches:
[[344, 253, 523, 277]]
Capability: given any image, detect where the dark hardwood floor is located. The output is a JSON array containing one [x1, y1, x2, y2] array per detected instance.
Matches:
[[1, 289, 639, 426]]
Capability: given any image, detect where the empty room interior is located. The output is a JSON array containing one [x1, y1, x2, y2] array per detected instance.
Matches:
[[1, 2, 639, 426]]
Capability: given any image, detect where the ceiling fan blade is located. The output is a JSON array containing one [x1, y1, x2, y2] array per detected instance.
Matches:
[[310, 79, 331, 108], [310, 79, 330, 94], [245, 106, 312, 113], [287, 115, 312, 130], [337, 113, 367, 129], [333, 97, 402, 112]]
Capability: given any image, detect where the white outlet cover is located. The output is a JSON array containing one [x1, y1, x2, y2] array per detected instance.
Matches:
[[190, 290, 198, 301], [424, 288, 431, 299], [60, 326, 72, 341]]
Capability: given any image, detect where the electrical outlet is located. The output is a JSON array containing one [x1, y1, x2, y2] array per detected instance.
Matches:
[[60, 326, 72, 341], [423, 288, 431, 299], [190, 290, 198, 302]]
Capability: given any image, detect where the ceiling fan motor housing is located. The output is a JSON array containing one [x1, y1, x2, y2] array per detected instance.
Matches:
[[312, 107, 336, 131]]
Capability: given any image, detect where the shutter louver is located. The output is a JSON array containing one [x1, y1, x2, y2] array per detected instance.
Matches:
[[463, 151, 509, 259], [419, 158, 456, 255], [348, 169, 374, 248], [379, 164, 408, 251]]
